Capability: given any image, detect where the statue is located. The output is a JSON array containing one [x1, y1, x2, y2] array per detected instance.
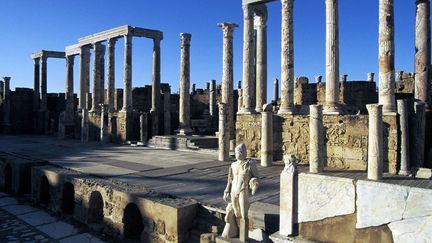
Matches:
[[221, 143, 259, 240]]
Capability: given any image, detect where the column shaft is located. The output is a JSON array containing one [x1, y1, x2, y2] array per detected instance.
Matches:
[[325, 0, 340, 113], [65, 55, 75, 123], [151, 38, 162, 136], [309, 105, 324, 173], [107, 39, 116, 112], [397, 99, 410, 175], [177, 33, 193, 135], [415, 0, 431, 107], [163, 92, 171, 135], [40, 56, 48, 112], [367, 104, 384, 180], [209, 80, 217, 117], [414, 101, 426, 167], [81, 108, 89, 143], [140, 113, 148, 144], [33, 58, 40, 111], [92, 43, 104, 112], [79, 46, 90, 110], [279, 0, 295, 114], [255, 6, 267, 113], [122, 35, 133, 111], [379, 0, 396, 112], [273, 78, 279, 102], [240, 4, 255, 114], [218, 103, 229, 161], [261, 104, 273, 167]]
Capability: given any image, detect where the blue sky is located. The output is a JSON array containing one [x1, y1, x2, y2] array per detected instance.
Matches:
[[0, 0, 417, 102]]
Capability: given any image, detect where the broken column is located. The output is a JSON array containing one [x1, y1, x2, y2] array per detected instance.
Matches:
[[367, 104, 384, 180], [122, 34, 133, 112], [379, 0, 396, 113], [240, 4, 255, 114], [261, 104, 273, 167], [100, 105, 109, 143], [279, 0, 295, 114], [140, 113, 148, 145], [79, 46, 90, 111], [107, 39, 116, 112], [273, 78, 279, 102], [324, 0, 341, 114], [164, 91, 171, 135], [177, 33, 193, 135], [81, 108, 89, 143], [219, 22, 238, 140], [415, 0, 431, 107], [279, 154, 298, 237], [414, 101, 426, 167], [397, 99, 410, 175], [254, 6, 267, 113], [33, 58, 40, 111], [65, 55, 75, 124], [218, 103, 229, 161], [151, 37, 162, 136], [309, 105, 324, 173]]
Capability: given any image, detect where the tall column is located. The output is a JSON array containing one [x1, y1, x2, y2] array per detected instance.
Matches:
[[397, 100, 410, 175], [218, 103, 229, 161], [177, 33, 193, 135], [107, 38, 116, 112], [122, 35, 133, 111], [40, 55, 48, 112], [240, 4, 255, 114], [140, 113, 148, 145], [324, 0, 341, 114], [99, 45, 106, 105], [261, 104, 273, 167], [309, 105, 324, 173], [163, 91, 171, 135], [379, 0, 396, 113], [33, 58, 40, 111], [151, 37, 162, 136], [254, 6, 268, 113], [415, 0, 431, 108], [91, 43, 104, 112], [279, 0, 295, 114], [219, 23, 238, 140], [367, 104, 384, 181], [65, 55, 75, 124], [209, 80, 217, 117], [273, 78, 279, 102], [2, 77, 11, 132], [414, 101, 426, 167], [79, 46, 90, 110]]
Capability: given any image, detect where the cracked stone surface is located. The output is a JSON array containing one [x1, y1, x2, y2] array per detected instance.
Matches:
[[388, 216, 432, 243]]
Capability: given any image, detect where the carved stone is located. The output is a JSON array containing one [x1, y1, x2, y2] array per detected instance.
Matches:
[[151, 37, 162, 136], [367, 72, 375, 82], [218, 103, 229, 162], [40, 56, 48, 112], [81, 108, 89, 144], [261, 104, 273, 167], [177, 33, 193, 135], [309, 105, 324, 173], [100, 105, 109, 143], [91, 43, 105, 112], [366, 104, 383, 180], [33, 58, 40, 111]]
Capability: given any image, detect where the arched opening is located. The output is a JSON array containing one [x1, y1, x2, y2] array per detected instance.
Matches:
[[61, 182, 75, 214], [3, 164, 12, 192], [122, 203, 144, 240], [87, 191, 104, 224], [39, 175, 50, 204]]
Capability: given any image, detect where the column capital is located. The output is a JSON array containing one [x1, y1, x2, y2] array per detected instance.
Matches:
[[66, 55, 75, 64], [33, 57, 40, 63], [253, 4, 268, 22], [180, 33, 192, 46], [3, 77, 11, 82], [218, 22, 239, 39]]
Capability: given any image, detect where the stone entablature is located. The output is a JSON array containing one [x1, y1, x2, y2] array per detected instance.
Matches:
[[236, 113, 398, 173]]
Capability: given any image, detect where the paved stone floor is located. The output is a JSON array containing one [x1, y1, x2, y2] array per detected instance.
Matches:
[[0, 192, 105, 243]]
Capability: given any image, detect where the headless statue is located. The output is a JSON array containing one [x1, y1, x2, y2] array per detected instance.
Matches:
[[222, 143, 259, 240]]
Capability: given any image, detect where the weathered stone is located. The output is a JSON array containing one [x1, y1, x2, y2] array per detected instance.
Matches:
[[280, 155, 298, 236], [279, 0, 294, 114], [64, 55, 75, 124], [33, 58, 40, 111], [107, 38, 116, 112], [414, 167, 432, 179], [397, 99, 410, 175], [388, 216, 432, 243], [81, 108, 89, 144], [218, 103, 229, 162], [273, 78, 279, 102], [309, 105, 324, 173], [91, 43, 105, 112], [79, 46, 90, 110], [177, 33, 193, 135], [163, 91, 171, 135], [100, 105, 109, 143], [260, 104, 273, 167], [151, 37, 162, 137], [122, 35, 133, 112], [140, 113, 148, 145], [254, 6, 267, 113], [366, 104, 383, 180]]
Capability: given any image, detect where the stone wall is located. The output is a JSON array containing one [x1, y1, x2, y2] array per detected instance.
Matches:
[[236, 113, 398, 173]]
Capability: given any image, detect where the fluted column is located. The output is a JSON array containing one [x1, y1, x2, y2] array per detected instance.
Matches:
[[151, 37, 162, 136], [40, 55, 47, 112], [177, 33, 193, 135], [240, 4, 255, 114], [255, 6, 268, 113], [279, 0, 295, 114], [219, 22, 238, 140], [379, 0, 396, 113], [122, 35, 133, 112], [415, 0, 431, 108], [33, 58, 40, 111], [107, 38, 116, 112], [367, 104, 384, 181], [324, 0, 341, 114], [79, 46, 90, 110], [65, 55, 75, 123]]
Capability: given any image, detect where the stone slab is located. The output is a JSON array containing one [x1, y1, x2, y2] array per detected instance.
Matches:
[[3, 205, 38, 216], [60, 233, 105, 243], [36, 221, 78, 239], [415, 167, 432, 179], [0, 197, 18, 207], [298, 174, 355, 223], [17, 211, 57, 226], [403, 187, 432, 219], [388, 216, 432, 243]]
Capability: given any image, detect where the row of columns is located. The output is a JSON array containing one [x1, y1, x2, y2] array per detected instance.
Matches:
[[33, 56, 48, 112]]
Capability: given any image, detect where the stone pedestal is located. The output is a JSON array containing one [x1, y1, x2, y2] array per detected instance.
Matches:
[[279, 0, 294, 114], [397, 99, 410, 175], [367, 104, 384, 180], [140, 113, 148, 145], [414, 101, 426, 167], [280, 155, 298, 237], [177, 33, 193, 135], [309, 105, 324, 173], [261, 104, 273, 167], [218, 103, 229, 161]]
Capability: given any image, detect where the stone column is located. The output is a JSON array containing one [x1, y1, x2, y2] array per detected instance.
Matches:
[[261, 104, 273, 167], [414, 101, 426, 167], [209, 80, 217, 117], [81, 108, 89, 144], [415, 0, 431, 108], [219, 23, 238, 140], [218, 103, 229, 161], [100, 104, 109, 143], [367, 72, 375, 82], [341, 74, 348, 82], [177, 33, 193, 135], [397, 99, 410, 175], [379, 0, 396, 113], [33, 58, 40, 111], [254, 6, 267, 113], [140, 113, 148, 145], [192, 84, 196, 94], [65, 55, 75, 124], [309, 105, 324, 173], [324, 0, 341, 114], [91, 43, 104, 112], [2, 77, 11, 132], [163, 91, 171, 135], [273, 78, 279, 102], [40, 55, 48, 112], [240, 4, 255, 114], [122, 34, 133, 111], [367, 104, 384, 181], [79, 46, 90, 110], [107, 38, 116, 112], [151, 37, 162, 136], [279, 0, 295, 114]]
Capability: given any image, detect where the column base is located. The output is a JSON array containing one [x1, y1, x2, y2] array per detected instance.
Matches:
[[176, 128, 193, 136], [398, 170, 411, 176], [237, 107, 255, 115], [278, 108, 295, 115], [323, 106, 343, 115]]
